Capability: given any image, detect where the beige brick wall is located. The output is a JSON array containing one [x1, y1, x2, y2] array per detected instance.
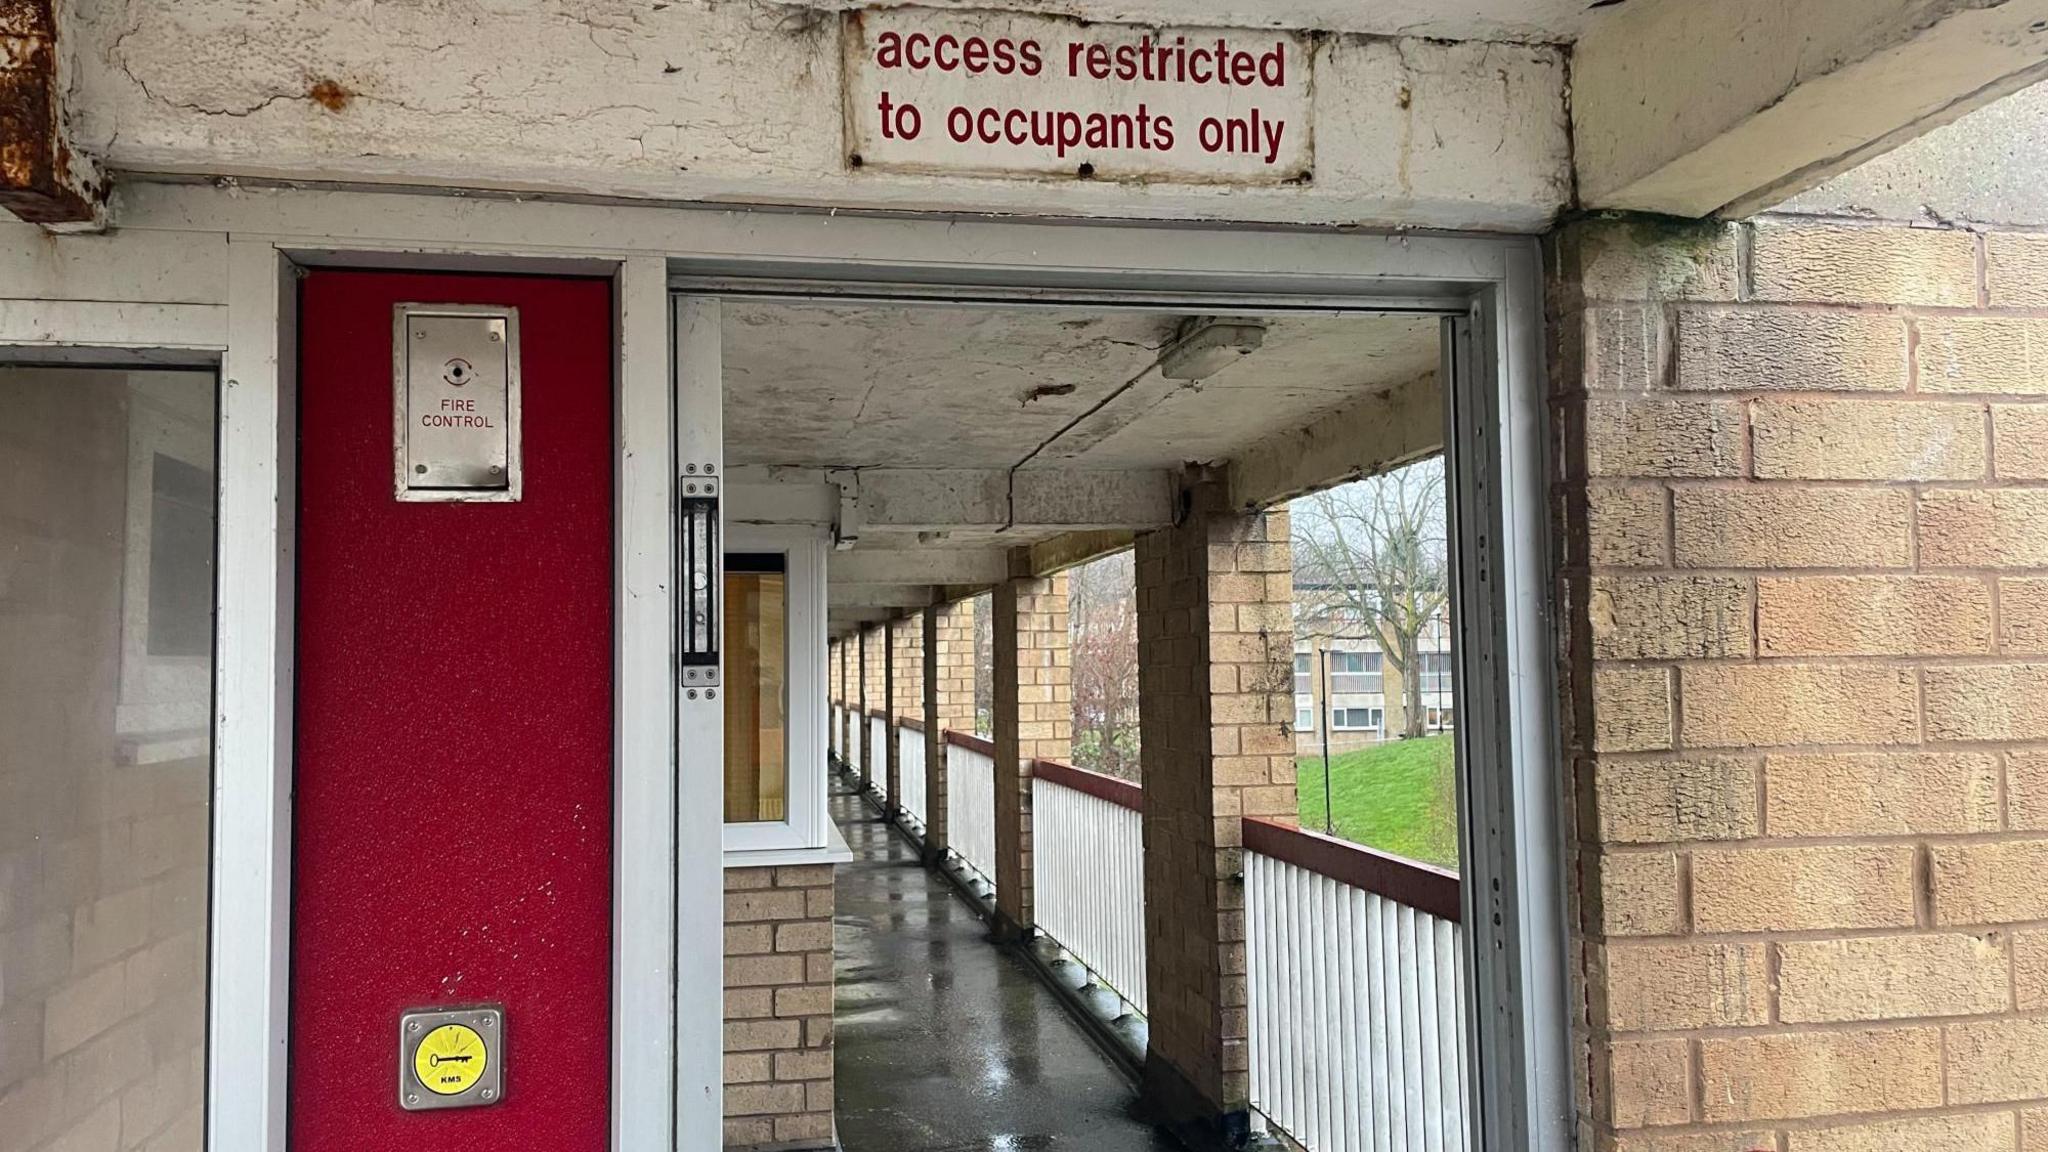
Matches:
[[991, 574, 1071, 934], [1554, 216, 2048, 1151], [0, 371, 210, 1152], [724, 864, 837, 1151], [886, 615, 923, 812], [1135, 474, 1297, 1124], [923, 598, 978, 854], [859, 625, 884, 781]]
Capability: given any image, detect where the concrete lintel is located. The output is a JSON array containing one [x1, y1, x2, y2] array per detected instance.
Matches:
[[0, 0, 104, 227], [1227, 371, 1442, 512], [1025, 531, 1138, 578], [830, 584, 938, 610], [830, 547, 1011, 586], [858, 469, 1174, 533], [1575, 0, 2048, 218]]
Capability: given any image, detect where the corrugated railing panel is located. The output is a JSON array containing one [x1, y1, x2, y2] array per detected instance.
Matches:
[[869, 712, 889, 804], [1031, 760, 1146, 1013], [1245, 819, 1470, 1152], [831, 703, 843, 761], [899, 720, 928, 833], [943, 730, 998, 891]]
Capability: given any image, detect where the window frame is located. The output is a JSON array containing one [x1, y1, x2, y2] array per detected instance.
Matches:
[[720, 522, 830, 857]]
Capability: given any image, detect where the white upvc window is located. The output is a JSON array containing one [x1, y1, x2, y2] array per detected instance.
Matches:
[[720, 523, 835, 858], [1331, 706, 1384, 733], [1295, 693, 1316, 732]]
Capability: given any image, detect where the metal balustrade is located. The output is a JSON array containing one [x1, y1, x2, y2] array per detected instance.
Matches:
[[1031, 760, 1147, 1013], [899, 719, 928, 834], [869, 711, 889, 803], [943, 731, 999, 892], [1245, 820, 1470, 1152]]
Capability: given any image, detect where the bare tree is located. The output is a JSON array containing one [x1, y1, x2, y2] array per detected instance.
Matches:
[[1291, 457, 1450, 740], [1068, 551, 1141, 780], [972, 591, 993, 736]]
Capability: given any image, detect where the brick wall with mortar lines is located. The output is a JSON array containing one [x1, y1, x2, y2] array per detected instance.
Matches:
[[1552, 215, 2048, 1152], [888, 615, 923, 810], [925, 598, 979, 853], [1134, 476, 1299, 1117], [860, 626, 884, 781], [1, 374, 209, 1152], [991, 575, 1071, 931], [724, 864, 836, 1150]]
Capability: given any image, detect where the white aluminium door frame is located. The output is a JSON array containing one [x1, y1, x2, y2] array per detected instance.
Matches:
[[0, 182, 1564, 1152]]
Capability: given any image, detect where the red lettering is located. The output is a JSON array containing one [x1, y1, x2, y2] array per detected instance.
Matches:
[[963, 36, 989, 72], [992, 38, 1016, 74], [905, 33, 931, 70], [934, 34, 959, 71], [946, 105, 973, 142], [1004, 107, 1028, 145], [1019, 40, 1042, 76], [1113, 43, 1137, 81], [1260, 42, 1286, 87], [1187, 46, 1212, 85], [874, 31, 902, 69], [1085, 43, 1111, 80], [1066, 41, 1083, 77]]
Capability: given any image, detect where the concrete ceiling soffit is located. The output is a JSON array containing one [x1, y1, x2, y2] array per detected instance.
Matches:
[[1574, 0, 2048, 217]]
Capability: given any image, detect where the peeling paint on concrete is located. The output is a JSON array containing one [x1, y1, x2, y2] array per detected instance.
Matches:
[[1, 0, 101, 224]]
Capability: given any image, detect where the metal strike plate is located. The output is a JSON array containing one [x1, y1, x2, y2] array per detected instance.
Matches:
[[394, 304, 521, 502], [399, 1004, 505, 1111]]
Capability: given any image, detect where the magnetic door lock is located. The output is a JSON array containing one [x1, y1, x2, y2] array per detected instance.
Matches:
[[395, 304, 522, 502], [679, 469, 720, 682], [399, 1005, 505, 1110]]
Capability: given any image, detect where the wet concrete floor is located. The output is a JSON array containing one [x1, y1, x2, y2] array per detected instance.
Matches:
[[831, 779, 1180, 1152]]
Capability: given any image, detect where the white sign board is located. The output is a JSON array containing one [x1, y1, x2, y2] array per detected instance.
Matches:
[[842, 8, 1313, 184]]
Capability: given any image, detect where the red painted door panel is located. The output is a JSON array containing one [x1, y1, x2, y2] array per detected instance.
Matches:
[[292, 271, 613, 1150]]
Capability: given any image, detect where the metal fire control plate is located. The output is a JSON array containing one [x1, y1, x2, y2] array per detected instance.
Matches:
[[398, 1004, 505, 1111], [394, 303, 521, 502]]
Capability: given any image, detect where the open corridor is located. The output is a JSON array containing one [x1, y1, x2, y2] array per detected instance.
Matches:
[[830, 781, 1178, 1152]]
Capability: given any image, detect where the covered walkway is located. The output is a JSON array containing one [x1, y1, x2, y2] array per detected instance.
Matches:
[[830, 779, 1177, 1152]]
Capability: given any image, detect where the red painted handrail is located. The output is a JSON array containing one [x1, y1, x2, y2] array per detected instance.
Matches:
[[1242, 817, 1461, 922], [942, 728, 996, 757], [1032, 758, 1144, 813]]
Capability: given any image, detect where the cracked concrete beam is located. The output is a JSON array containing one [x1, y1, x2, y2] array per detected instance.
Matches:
[[0, 0, 102, 227], [1575, 0, 2048, 218]]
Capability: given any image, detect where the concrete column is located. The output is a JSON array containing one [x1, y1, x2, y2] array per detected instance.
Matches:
[[1135, 473, 1297, 1141], [827, 639, 841, 763], [840, 642, 854, 771], [991, 573, 1071, 939], [923, 597, 977, 861]]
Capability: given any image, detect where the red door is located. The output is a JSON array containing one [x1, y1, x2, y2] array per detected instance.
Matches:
[[291, 271, 614, 1150]]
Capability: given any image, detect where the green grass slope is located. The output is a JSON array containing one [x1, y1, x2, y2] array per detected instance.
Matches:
[[1296, 733, 1459, 870]]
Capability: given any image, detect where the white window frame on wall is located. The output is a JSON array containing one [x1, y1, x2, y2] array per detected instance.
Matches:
[[721, 522, 831, 858], [6, 183, 1564, 1152]]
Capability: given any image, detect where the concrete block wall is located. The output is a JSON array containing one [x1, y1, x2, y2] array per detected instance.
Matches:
[[1552, 216, 2048, 1151], [1134, 474, 1298, 1131], [723, 864, 837, 1151], [0, 372, 209, 1152], [991, 575, 1072, 936]]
